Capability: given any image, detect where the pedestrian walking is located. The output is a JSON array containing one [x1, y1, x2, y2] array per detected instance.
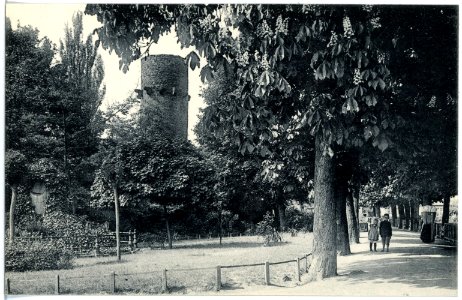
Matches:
[[368, 218, 379, 251], [379, 213, 393, 252]]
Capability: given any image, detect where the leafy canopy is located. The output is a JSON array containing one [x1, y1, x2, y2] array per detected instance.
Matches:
[[85, 4, 396, 156]]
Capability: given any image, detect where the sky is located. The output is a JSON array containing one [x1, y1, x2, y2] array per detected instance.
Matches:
[[5, 3, 206, 142]]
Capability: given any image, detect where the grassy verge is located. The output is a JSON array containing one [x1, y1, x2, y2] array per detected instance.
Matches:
[[5, 232, 313, 295]]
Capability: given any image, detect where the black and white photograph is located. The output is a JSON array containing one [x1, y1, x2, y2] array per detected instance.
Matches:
[[2, 2, 458, 297]]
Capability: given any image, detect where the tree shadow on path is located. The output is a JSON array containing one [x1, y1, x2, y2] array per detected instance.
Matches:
[[337, 229, 457, 291]]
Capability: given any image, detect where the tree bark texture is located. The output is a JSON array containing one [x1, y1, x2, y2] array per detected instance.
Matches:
[[62, 111, 75, 215], [307, 135, 337, 281], [391, 205, 397, 227], [442, 194, 450, 224], [113, 186, 121, 261], [336, 193, 351, 255], [218, 206, 223, 245], [408, 200, 414, 231], [398, 203, 405, 229], [346, 192, 360, 244], [164, 205, 173, 249], [8, 186, 17, 245], [353, 189, 360, 231], [277, 203, 286, 231], [335, 165, 351, 256], [410, 200, 420, 231], [374, 204, 381, 218], [404, 202, 410, 230]]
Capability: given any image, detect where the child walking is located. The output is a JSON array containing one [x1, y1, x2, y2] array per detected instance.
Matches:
[[368, 218, 379, 252]]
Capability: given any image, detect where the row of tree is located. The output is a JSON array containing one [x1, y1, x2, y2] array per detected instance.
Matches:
[[5, 14, 226, 253], [84, 4, 457, 280], [5, 13, 286, 254], [5, 13, 105, 244]]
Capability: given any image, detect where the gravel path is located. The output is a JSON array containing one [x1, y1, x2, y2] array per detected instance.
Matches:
[[201, 229, 457, 296]]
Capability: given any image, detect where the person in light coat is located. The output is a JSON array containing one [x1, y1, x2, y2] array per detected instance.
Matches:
[[368, 218, 379, 252]]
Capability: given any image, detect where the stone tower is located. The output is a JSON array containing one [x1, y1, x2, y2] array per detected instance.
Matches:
[[140, 55, 189, 140]]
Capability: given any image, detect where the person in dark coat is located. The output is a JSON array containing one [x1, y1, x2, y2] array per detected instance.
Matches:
[[379, 214, 393, 252]]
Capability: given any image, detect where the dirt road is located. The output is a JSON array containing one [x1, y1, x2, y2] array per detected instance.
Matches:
[[202, 229, 457, 296]]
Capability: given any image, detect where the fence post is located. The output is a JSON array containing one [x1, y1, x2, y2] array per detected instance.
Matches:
[[216, 266, 221, 291], [296, 258, 301, 281], [264, 261, 270, 285], [304, 255, 308, 273], [6, 278, 10, 294], [162, 269, 168, 293], [133, 229, 137, 249], [94, 234, 99, 257], [55, 275, 60, 295], [110, 272, 116, 293]]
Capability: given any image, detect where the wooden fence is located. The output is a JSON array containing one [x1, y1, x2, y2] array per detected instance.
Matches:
[[15, 230, 138, 257], [5, 253, 312, 295]]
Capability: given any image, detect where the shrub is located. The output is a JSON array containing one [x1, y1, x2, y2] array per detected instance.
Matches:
[[42, 210, 110, 236], [285, 207, 314, 232], [255, 212, 282, 246], [137, 232, 167, 249], [5, 238, 74, 272]]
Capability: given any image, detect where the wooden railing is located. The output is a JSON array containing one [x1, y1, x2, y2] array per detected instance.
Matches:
[[435, 223, 457, 244], [5, 252, 312, 295]]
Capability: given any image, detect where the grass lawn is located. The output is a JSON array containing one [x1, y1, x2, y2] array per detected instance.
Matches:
[[5, 232, 313, 295]]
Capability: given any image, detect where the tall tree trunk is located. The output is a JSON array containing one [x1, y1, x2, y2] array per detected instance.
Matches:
[[398, 203, 405, 229], [307, 135, 337, 281], [336, 180, 351, 256], [353, 188, 360, 232], [410, 200, 420, 232], [218, 205, 223, 245], [409, 200, 414, 231], [164, 205, 172, 249], [8, 185, 18, 245], [346, 191, 360, 244], [391, 205, 397, 227], [408, 200, 414, 231], [63, 111, 75, 214], [442, 194, 450, 224], [277, 203, 286, 231], [374, 204, 381, 218], [404, 202, 410, 230], [113, 186, 121, 261]]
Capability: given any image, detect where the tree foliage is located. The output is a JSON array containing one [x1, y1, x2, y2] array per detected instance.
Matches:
[[91, 133, 215, 211], [81, 4, 457, 276], [5, 19, 55, 152], [5, 13, 106, 216], [57, 11, 106, 213], [86, 4, 396, 156], [5, 150, 28, 187], [196, 65, 314, 230], [358, 6, 457, 207]]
